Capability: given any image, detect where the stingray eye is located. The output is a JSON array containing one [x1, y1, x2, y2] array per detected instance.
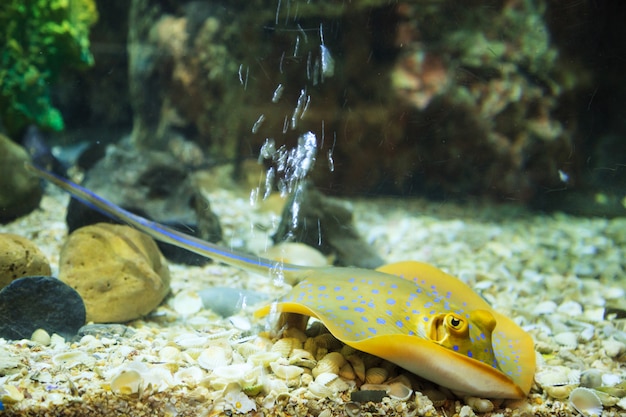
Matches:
[[445, 313, 468, 335]]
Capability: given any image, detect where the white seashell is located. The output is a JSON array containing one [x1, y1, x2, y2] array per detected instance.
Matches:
[[602, 339, 625, 358], [288, 348, 317, 368], [601, 373, 621, 387], [52, 351, 96, 368], [270, 361, 304, 380], [328, 377, 351, 393], [197, 346, 232, 370], [212, 363, 255, 383], [388, 381, 413, 401], [308, 381, 335, 398], [464, 396, 494, 413], [557, 300, 583, 317], [315, 372, 339, 386], [262, 375, 289, 394], [346, 355, 366, 381], [545, 384, 576, 400], [312, 352, 345, 378], [345, 401, 361, 417], [365, 367, 389, 384], [271, 338, 302, 357], [535, 366, 581, 388], [339, 362, 356, 380], [360, 383, 389, 392], [0, 384, 24, 403], [229, 315, 251, 331], [580, 325, 595, 342], [174, 333, 210, 348], [248, 351, 281, 367], [174, 366, 204, 386], [158, 346, 181, 362], [553, 331, 578, 348], [533, 300, 557, 315], [171, 290, 203, 316], [31, 328, 51, 345], [142, 365, 174, 392], [110, 370, 143, 396], [569, 387, 603, 417], [319, 409, 333, 417]]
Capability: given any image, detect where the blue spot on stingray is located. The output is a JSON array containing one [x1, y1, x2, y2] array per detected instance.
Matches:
[[340, 306, 349, 311], [405, 316, 410, 321], [372, 289, 379, 294], [354, 307, 365, 313], [368, 327, 377, 334], [318, 285, 326, 291], [446, 291, 452, 299], [368, 301, 375, 308], [349, 277, 356, 283], [345, 319, 355, 326], [416, 288, 422, 293], [408, 330, 415, 336], [352, 286, 358, 291], [405, 301, 411, 307], [334, 286, 341, 291], [424, 301, 433, 308], [453, 345, 459, 351], [386, 299, 396, 305], [395, 320, 403, 328], [361, 316, 368, 322], [467, 351, 473, 358], [390, 283, 398, 289], [376, 318, 386, 325], [430, 310, 436, 315], [336, 295, 345, 301], [385, 309, 393, 316], [423, 317, 429, 322]]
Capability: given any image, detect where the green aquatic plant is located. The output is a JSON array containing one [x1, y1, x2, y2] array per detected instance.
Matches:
[[0, 0, 98, 136]]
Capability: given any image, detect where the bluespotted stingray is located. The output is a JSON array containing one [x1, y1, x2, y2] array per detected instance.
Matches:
[[30, 165, 536, 399]]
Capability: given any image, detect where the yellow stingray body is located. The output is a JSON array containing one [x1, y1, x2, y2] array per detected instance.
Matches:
[[30, 165, 536, 399]]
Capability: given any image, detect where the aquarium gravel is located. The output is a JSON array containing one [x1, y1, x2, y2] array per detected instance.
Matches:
[[0, 182, 625, 417]]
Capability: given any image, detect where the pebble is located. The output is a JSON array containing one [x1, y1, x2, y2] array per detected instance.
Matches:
[[0, 233, 51, 288], [0, 276, 85, 340], [59, 223, 171, 323], [198, 286, 267, 317]]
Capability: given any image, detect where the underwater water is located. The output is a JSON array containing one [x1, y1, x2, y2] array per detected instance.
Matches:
[[0, 1, 625, 416]]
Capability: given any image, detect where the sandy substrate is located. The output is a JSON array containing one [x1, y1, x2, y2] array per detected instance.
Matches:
[[0, 180, 625, 416]]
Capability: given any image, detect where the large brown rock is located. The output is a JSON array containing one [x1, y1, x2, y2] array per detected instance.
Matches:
[[0, 134, 43, 222], [59, 223, 171, 323], [0, 233, 52, 289]]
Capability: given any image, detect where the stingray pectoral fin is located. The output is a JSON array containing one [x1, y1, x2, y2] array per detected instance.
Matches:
[[376, 261, 492, 310], [350, 335, 527, 399], [488, 309, 536, 396], [255, 302, 322, 321]]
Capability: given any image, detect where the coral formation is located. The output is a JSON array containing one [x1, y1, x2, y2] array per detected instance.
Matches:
[[0, 0, 98, 136]]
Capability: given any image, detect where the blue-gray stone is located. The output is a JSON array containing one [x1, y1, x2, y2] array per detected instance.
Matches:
[[0, 276, 86, 340], [198, 286, 267, 317]]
